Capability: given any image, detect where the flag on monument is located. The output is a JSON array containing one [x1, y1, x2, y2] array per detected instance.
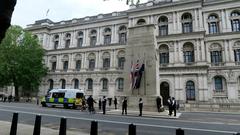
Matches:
[[134, 64, 144, 89]]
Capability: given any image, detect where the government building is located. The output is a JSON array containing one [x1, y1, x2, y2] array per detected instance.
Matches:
[[26, 0, 240, 111]]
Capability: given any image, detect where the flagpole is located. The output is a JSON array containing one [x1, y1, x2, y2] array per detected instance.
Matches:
[[144, 53, 146, 95]]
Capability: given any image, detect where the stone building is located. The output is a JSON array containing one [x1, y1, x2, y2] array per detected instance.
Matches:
[[27, 0, 240, 111]]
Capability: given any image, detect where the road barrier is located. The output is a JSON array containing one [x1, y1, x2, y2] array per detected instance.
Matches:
[[8, 113, 240, 135]]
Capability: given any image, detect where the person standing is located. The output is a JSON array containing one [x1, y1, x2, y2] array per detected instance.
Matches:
[[156, 96, 161, 112], [122, 97, 127, 115], [167, 97, 172, 116], [139, 98, 143, 116], [102, 96, 107, 115], [114, 96, 117, 109], [172, 97, 177, 117], [98, 98, 102, 110], [87, 95, 94, 114]]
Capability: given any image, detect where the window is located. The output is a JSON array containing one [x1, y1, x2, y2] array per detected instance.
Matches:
[[104, 28, 111, 45], [61, 79, 66, 89], [102, 79, 108, 90], [234, 49, 240, 63], [183, 43, 194, 63], [87, 79, 93, 90], [63, 61, 68, 71], [119, 26, 127, 44], [51, 62, 56, 71], [75, 60, 81, 71], [182, 13, 193, 33], [158, 16, 168, 36], [54, 41, 59, 50], [65, 39, 70, 48], [89, 59, 95, 70], [118, 57, 125, 69], [90, 30, 97, 46], [48, 79, 54, 90], [74, 79, 79, 89], [186, 81, 195, 100], [231, 11, 240, 32], [137, 19, 146, 25], [103, 58, 110, 69], [214, 76, 223, 91], [159, 45, 169, 64], [117, 78, 124, 90], [208, 14, 219, 34], [77, 38, 83, 47], [211, 51, 222, 65]]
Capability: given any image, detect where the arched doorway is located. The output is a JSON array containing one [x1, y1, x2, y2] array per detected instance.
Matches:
[[160, 82, 170, 106]]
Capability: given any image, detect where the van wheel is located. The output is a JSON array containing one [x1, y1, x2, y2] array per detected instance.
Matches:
[[41, 102, 47, 107], [64, 104, 68, 109]]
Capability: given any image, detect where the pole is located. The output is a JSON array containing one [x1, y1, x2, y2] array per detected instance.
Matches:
[[90, 121, 98, 135], [59, 117, 67, 135], [33, 115, 41, 135], [10, 113, 18, 135], [176, 128, 184, 135], [128, 123, 136, 135], [144, 53, 146, 95]]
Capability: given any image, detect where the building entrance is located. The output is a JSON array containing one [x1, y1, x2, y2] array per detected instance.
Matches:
[[160, 82, 170, 106]]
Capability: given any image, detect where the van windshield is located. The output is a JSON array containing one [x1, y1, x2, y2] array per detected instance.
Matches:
[[76, 93, 83, 98], [52, 92, 65, 98]]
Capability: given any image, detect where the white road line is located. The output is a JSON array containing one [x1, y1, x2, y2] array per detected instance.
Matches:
[[0, 108, 238, 134], [1, 104, 240, 126]]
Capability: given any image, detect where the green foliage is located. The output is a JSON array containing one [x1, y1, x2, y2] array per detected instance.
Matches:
[[0, 25, 48, 97]]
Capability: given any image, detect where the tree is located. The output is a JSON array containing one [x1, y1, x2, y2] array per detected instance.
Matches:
[[0, 25, 48, 100]]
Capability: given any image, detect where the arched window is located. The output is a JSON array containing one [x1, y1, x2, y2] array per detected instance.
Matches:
[[77, 31, 83, 47], [158, 16, 168, 36], [75, 54, 82, 71], [53, 35, 59, 50], [182, 13, 193, 33], [48, 79, 54, 90], [74, 79, 79, 89], [116, 78, 124, 90], [117, 50, 125, 69], [101, 78, 108, 91], [137, 19, 146, 25], [186, 81, 195, 100], [214, 76, 223, 92], [102, 52, 110, 69], [210, 44, 222, 66], [90, 30, 97, 46], [65, 33, 71, 48], [233, 41, 240, 63], [208, 14, 219, 34], [183, 43, 194, 63], [119, 26, 127, 44], [104, 28, 111, 45], [86, 78, 93, 90], [50, 56, 57, 72], [61, 79, 66, 89], [159, 44, 169, 64], [88, 53, 95, 70], [62, 55, 69, 71], [231, 11, 240, 32]]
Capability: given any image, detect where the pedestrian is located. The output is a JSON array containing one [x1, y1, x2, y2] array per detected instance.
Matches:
[[87, 95, 94, 114], [122, 97, 127, 115], [139, 98, 143, 116], [102, 96, 107, 115], [114, 96, 117, 109], [98, 98, 102, 110], [171, 97, 177, 117], [8, 95, 12, 103], [156, 96, 161, 112], [167, 97, 172, 116]]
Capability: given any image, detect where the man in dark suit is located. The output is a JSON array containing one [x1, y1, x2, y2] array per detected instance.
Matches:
[[172, 97, 177, 117], [156, 96, 161, 112], [102, 96, 107, 115]]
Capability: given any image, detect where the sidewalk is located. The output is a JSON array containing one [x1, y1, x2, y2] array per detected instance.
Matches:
[[104, 109, 182, 119], [0, 121, 88, 135]]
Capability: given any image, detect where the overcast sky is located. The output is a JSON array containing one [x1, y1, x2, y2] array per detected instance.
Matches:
[[11, 0, 148, 28]]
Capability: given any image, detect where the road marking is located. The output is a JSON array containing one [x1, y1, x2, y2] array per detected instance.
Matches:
[[1, 104, 240, 126], [0, 108, 238, 134]]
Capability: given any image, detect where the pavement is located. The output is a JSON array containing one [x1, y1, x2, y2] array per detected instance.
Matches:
[[0, 107, 181, 135]]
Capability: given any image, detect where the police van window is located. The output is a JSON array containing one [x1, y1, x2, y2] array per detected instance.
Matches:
[[52, 92, 65, 98], [76, 93, 83, 98]]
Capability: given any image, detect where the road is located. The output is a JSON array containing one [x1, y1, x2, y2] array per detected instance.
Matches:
[[0, 102, 239, 135]]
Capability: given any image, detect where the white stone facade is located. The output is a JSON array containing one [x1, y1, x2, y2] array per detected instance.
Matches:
[[27, 0, 240, 106]]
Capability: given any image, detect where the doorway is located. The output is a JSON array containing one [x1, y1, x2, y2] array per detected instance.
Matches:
[[160, 82, 170, 106]]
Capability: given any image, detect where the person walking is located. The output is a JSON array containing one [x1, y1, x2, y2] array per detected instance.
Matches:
[[167, 97, 172, 116], [156, 96, 161, 112], [87, 95, 94, 114], [102, 96, 107, 115], [98, 98, 102, 110], [172, 97, 177, 117], [114, 96, 117, 109], [122, 97, 127, 115], [139, 98, 143, 116]]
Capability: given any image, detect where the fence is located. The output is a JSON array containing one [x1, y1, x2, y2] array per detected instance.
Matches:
[[8, 113, 240, 135]]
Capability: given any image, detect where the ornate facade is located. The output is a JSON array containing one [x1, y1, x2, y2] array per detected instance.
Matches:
[[27, 0, 240, 109]]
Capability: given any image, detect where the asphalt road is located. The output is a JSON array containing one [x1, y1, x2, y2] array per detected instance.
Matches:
[[0, 102, 239, 135]]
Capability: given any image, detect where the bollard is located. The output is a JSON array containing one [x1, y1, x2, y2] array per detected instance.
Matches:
[[128, 123, 136, 135], [59, 117, 67, 135], [90, 121, 98, 135], [33, 115, 41, 135], [176, 128, 184, 135], [10, 113, 18, 135], [234, 133, 240, 135]]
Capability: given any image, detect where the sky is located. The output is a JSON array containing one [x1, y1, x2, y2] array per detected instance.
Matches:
[[11, 0, 148, 28]]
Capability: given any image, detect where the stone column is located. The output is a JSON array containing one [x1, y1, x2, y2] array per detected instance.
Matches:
[[196, 39, 200, 62], [110, 50, 114, 68], [84, 52, 88, 69], [225, 10, 231, 32], [111, 25, 115, 44], [178, 41, 183, 63], [201, 40, 206, 62], [173, 12, 176, 34], [194, 9, 198, 32], [229, 40, 235, 62], [221, 10, 226, 32], [83, 29, 86, 46], [69, 53, 74, 71], [99, 27, 104, 45], [97, 27, 101, 45], [177, 12, 181, 33], [98, 51, 102, 69], [95, 51, 99, 70], [174, 41, 178, 63], [199, 9, 204, 31], [224, 40, 229, 63], [56, 55, 61, 71], [85, 29, 89, 47]]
